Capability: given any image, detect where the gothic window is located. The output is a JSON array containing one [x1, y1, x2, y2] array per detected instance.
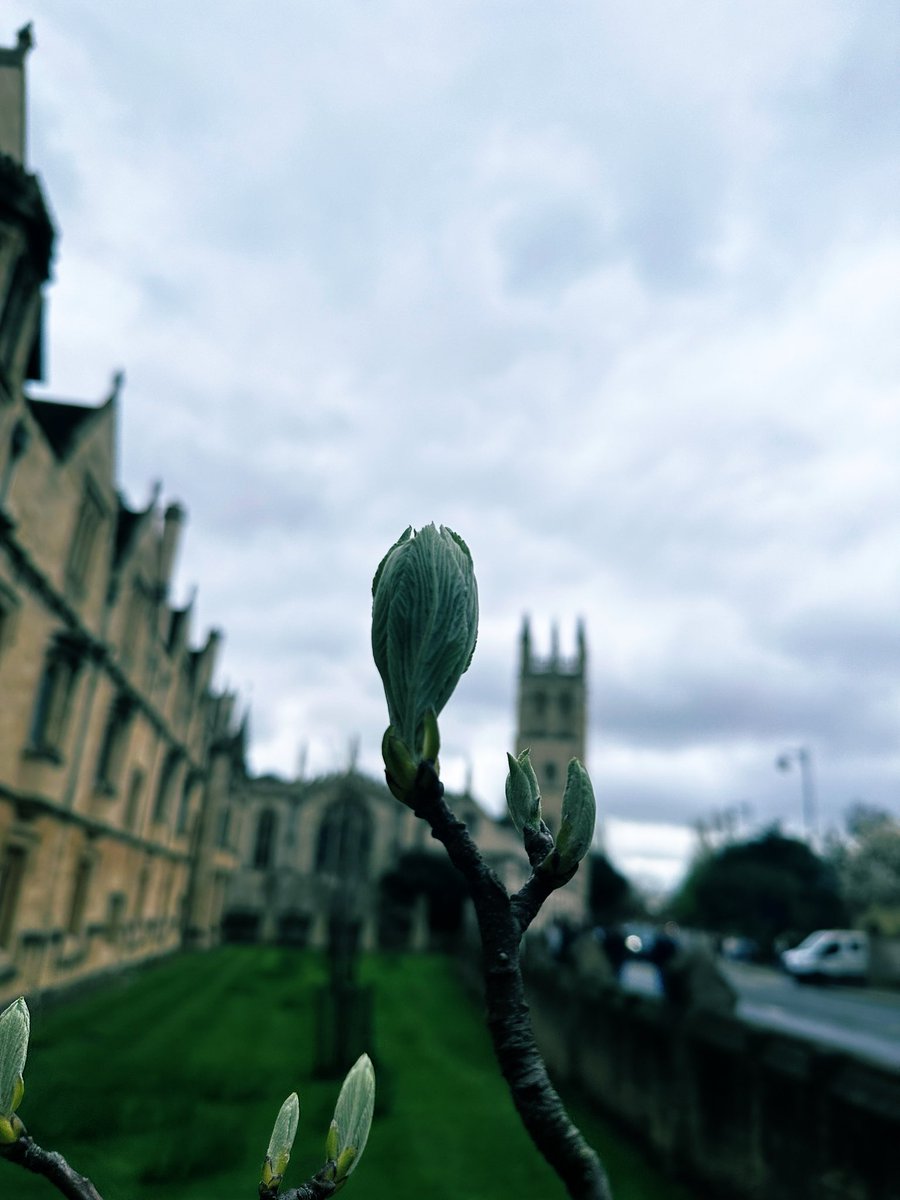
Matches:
[[254, 808, 277, 869], [133, 866, 150, 919], [543, 761, 558, 785], [119, 582, 144, 671], [66, 482, 106, 599], [152, 748, 181, 824], [0, 581, 19, 666], [176, 772, 199, 836], [532, 691, 547, 720], [66, 856, 93, 935], [0, 844, 26, 949], [124, 767, 145, 831], [559, 692, 573, 719], [316, 796, 373, 879], [217, 804, 233, 850], [106, 892, 126, 942], [28, 633, 86, 759], [95, 695, 135, 794]]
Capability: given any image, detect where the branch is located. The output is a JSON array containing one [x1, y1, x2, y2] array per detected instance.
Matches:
[[5, 1134, 339, 1200], [266, 1171, 336, 1200], [2, 1135, 105, 1200], [410, 763, 612, 1200]]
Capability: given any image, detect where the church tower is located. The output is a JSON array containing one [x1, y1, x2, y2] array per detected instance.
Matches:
[[515, 617, 587, 834]]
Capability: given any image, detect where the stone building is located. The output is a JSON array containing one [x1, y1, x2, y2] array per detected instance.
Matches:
[[222, 765, 525, 951], [515, 617, 591, 923], [222, 618, 593, 949], [515, 616, 588, 835], [0, 27, 245, 1007]]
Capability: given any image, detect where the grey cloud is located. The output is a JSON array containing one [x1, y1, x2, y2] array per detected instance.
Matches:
[[15, 0, 900, 889]]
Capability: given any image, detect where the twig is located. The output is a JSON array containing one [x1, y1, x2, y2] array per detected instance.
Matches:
[[410, 762, 613, 1200], [2, 1136, 105, 1200]]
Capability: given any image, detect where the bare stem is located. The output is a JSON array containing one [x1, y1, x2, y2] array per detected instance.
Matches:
[[410, 762, 613, 1200], [2, 1136, 106, 1200]]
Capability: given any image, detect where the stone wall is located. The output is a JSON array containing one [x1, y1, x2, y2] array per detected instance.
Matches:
[[522, 961, 899, 1200]]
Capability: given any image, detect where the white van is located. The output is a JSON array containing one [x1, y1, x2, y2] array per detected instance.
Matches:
[[781, 929, 869, 984]]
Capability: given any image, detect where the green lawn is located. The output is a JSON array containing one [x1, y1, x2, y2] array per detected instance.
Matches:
[[5, 948, 696, 1200]]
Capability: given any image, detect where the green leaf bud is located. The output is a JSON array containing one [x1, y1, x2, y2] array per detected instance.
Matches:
[[554, 759, 596, 871], [327, 1053, 375, 1183], [0, 1114, 22, 1146], [505, 749, 542, 835], [0, 998, 29, 1127], [325, 1117, 339, 1165], [261, 1092, 300, 1190], [335, 1146, 357, 1181], [372, 525, 478, 763], [420, 708, 440, 764], [381, 727, 418, 805]]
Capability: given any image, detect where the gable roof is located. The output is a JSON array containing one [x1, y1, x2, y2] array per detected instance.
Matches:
[[26, 397, 105, 459]]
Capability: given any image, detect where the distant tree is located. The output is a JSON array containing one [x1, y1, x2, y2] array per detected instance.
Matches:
[[669, 829, 846, 956], [587, 853, 633, 926], [830, 804, 900, 934]]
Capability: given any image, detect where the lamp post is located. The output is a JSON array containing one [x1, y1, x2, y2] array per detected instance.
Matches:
[[775, 746, 817, 841]]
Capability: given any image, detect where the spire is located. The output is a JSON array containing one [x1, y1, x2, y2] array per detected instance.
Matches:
[[0, 24, 34, 164], [520, 615, 532, 673], [577, 618, 587, 672]]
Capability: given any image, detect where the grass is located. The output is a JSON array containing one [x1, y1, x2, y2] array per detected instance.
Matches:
[[5, 948, 697, 1200]]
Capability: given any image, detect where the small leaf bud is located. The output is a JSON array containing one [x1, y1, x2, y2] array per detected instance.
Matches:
[[505, 749, 542, 836], [261, 1092, 300, 1191], [420, 708, 440, 764], [554, 759, 596, 872], [326, 1053, 375, 1184], [0, 998, 29, 1133], [0, 1114, 20, 1146], [381, 727, 418, 805]]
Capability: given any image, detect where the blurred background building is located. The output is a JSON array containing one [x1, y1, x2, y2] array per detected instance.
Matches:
[[0, 26, 246, 1006]]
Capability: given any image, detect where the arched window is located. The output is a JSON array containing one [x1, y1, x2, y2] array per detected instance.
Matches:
[[254, 808, 277, 869], [152, 749, 181, 824], [316, 795, 373, 879]]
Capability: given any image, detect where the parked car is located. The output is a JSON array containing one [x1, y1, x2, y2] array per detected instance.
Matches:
[[780, 929, 869, 984]]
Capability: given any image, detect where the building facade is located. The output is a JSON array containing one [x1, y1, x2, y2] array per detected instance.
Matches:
[[223, 618, 593, 950], [0, 27, 245, 1007], [221, 766, 517, 951]]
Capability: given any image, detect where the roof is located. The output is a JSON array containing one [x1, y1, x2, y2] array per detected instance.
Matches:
[[26, 397, 103, 459]]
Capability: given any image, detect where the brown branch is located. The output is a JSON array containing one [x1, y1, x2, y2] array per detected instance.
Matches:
[[4, 1133, 338, 1200], [266, 1169, 336, 1200], [409, 762, 613, 1200], [2, 1135, 105, 1200]]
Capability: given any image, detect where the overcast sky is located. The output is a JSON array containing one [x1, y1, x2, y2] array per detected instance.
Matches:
[[10, 2, 900, 890]]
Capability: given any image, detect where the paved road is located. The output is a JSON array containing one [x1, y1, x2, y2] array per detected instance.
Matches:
[[620, 959, 900, 1071]]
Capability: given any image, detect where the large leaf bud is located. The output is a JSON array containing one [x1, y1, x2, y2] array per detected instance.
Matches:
[[372, 525, 478, 762]]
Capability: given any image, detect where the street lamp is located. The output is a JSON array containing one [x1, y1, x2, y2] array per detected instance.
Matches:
[[775, 746, 817, 841]]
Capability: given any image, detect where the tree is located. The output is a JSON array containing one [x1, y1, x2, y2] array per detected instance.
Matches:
[[2, 524, 610, 1199], [587, 853, 634, 926], [670, 829, 846, 956], [831, 804, 900, 933]]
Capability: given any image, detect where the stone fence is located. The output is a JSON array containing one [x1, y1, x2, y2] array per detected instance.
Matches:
[[458, 943, 899, 1200]]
